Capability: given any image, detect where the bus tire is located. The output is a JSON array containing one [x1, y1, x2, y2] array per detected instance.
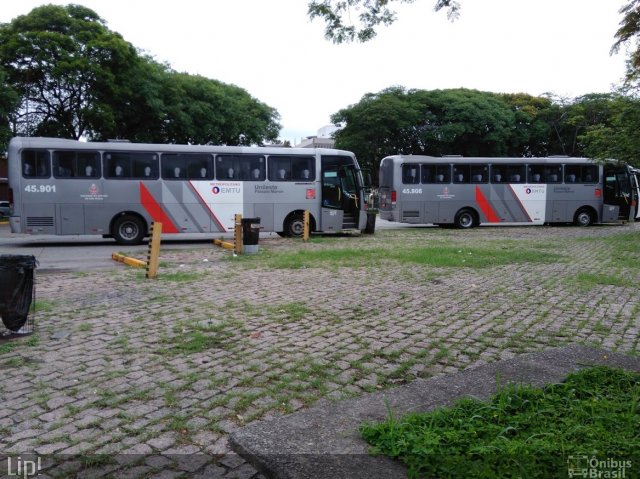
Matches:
[[113, 214, 146, 245], [574, 208, 594, 227], [455, 209, 478, 229], [362, 213, 376, 234], [283, 212, 305, 238]]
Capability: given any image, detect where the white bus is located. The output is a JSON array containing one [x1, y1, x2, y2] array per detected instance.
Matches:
[[8, 137, 375, 244], [379, 155, 637, 228]]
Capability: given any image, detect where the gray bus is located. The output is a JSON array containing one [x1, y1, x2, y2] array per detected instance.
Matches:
[[379, 155, 637, 228], [8, 137, 374, 244]]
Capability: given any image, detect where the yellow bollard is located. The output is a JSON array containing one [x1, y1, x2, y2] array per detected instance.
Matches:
[[234, 214, 243, 255], [146, 222, 162, 279], [303, 210, 310, 242]]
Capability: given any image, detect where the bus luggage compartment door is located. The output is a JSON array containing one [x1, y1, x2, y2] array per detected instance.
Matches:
[[59, 204, 85, 235], [320, 208, 343, 232], [601, 204, 620, 223]]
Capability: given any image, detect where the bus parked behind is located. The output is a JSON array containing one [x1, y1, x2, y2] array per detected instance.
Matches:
[[379, 155, 637, 228]]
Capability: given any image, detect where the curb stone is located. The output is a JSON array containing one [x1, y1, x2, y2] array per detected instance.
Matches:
[[230, 345, 640, 479]]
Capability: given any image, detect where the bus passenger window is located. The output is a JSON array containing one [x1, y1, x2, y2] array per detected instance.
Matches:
[[491, 165, 506, 183], [471, 165, 488, 183], [545, 166, 562, 183], [217, 154, 265, 181], [22, 150, 50, 178], [528, 165, 544, 183], [402, 165, 420, 184], [291, 156, 315, 181], [453, 165, 470, 184], [583, 165, 598, 183], [53, 150, 101, 179]]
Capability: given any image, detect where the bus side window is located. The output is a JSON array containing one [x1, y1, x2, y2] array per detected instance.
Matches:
[[268, 156, 292, 181], [491, 165, 505, 183], [291, 156, 315, 181], [22, 150, 51, 178], [402, 165, 419, 184], [453, 165, 470, 184], [436, 165, 451, 183], [528, 165, 544, 183], [545, 165, 562, 184], [564, 165, 580, 183], [583, 165, 598, 183], [471, 165, 488, 183]]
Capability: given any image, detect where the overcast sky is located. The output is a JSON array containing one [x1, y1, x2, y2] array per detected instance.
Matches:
[[1, 0, 630, 144]]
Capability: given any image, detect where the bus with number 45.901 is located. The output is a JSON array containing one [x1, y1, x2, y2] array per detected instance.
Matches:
[[379, 155, 638, 228], [7, 137, 376, 244]]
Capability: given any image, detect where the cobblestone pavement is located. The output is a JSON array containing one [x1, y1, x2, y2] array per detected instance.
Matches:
[[1, 223, 639, 478]]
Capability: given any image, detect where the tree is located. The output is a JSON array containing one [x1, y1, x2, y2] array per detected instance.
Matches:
[[159, 72, 281, 146], [308, 0, 460, 43], [332, 87, 520, 176], [0, 5, 282, 147], [0, 66, 19, 151], [0, 4, 141, 140], [612, 0, 640, 81], [580, 94, 640, 167]]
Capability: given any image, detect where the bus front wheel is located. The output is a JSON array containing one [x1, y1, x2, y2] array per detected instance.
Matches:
[[113, 214, 146, 245], [284, 213, 305, 238], [574, 208, 594, 227], [455, 209, 478, 229]]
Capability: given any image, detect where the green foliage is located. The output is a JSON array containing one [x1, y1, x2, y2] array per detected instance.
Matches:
[[0, 4, 140, 140], [257, 242, 562, 270], [332, 87, 640, 176], [0, 4, 281, 148], [307, 0, 460, 43], [361, 367, 640, 478]]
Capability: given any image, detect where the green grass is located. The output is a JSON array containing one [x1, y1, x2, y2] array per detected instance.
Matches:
[[361, 367, 640, 479], [253, 242, 563, 270], [573, 272, 628, 291], [161, 318, 245, 354]]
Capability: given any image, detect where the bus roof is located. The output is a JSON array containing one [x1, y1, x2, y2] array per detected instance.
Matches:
[[8, 136, 355, 157], [382, 154, 602, 165]]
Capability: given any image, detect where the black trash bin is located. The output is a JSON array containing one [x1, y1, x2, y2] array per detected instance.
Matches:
[[241, 217, 261, 254], [0, 255, 37, 333]]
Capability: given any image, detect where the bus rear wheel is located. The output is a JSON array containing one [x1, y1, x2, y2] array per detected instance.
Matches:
[[455, 209, 478, 229], [574, 208, 594, 227], [113, 214, 146, 245]]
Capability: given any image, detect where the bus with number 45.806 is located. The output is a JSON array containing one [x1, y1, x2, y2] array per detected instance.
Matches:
[[379, 155, 638, 228], [8, 137, 376, 244]]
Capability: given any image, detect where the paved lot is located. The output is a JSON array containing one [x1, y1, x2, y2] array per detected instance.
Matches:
[[0, 223, 639, 478]]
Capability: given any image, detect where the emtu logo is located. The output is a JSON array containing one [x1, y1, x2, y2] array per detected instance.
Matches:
[[212, 186, 220, 194], [525, 187, 532, 194]]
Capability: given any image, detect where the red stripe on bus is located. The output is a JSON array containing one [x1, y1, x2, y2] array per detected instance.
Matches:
[[187, 181, 227, 232], [475, 186, 500, 222], [139, 183, 179, 233]]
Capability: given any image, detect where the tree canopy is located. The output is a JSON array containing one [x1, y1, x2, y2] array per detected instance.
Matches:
[[308, 0, 460, 43], [0, 4, 281, 149], [331, 87, 640, 177]]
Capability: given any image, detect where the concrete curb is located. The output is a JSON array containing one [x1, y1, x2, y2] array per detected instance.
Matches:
[[230, 345, 640, 479]]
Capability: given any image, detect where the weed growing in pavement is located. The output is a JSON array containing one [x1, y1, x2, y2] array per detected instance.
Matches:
[[572, 272, 628, 291], [361, 366, 640, 479]]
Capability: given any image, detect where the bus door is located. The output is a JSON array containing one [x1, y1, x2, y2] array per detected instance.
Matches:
[[321, 165, 361, 230], [603, 164, 633, 222], [631, 169, 640, 221]]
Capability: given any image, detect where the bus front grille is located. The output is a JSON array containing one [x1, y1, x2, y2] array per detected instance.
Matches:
[[26, 216, 54, 227]]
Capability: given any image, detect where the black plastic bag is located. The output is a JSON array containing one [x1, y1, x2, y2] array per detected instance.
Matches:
[[0, 255, 37, 331]]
